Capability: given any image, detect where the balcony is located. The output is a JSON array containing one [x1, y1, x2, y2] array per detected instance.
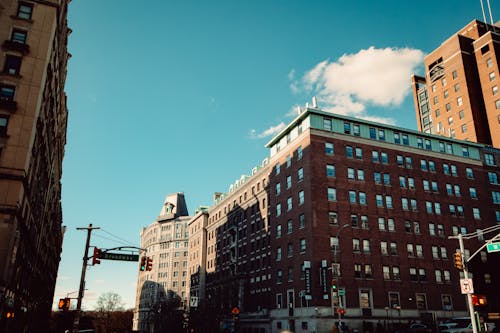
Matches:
[[2, 40, 30, 55]]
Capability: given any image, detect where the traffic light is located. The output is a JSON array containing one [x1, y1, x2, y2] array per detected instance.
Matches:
[[454, 251, 464, 270], [6, 311, 14, 319], [331, 278, 337, 291], [146, 257, 153, 271], [92, 247, 101, 265], [58, 298, 70, 311], [140, 256, 146, 271]]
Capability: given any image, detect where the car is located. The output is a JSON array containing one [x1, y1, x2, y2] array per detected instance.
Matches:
[[439, 317, 471, 332], [441, 320, 496, 333], [395, 322, 433, 333]]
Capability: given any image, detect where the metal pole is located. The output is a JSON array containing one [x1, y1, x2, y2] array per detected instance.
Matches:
[[458, 234, 478, 333], [333, 224, 349, 323], [72, 224, 100, 333]]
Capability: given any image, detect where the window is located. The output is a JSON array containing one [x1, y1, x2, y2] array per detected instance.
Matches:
[[325, 142, 334, 155], [420, 160, 427, 171], [376, 195, 383, 207], [369, 127, 376, 139], [355, 147, 363, 159], [287, 243, 293, 257], [276, 204, 281, 216], [457, 97, 463, 106], [487, 57, 493, 67], [488, 172, 498, 184], [276, 183, 281, 195], [286, 175, 292, 189], [493, 191, 500, 204], [485, 153, 495, 166], [374, 172, 381, 184], [343, 122, 351, 134], [493, 86, 499, 95], [11, 29, 28, 44], [386, 196, 393, 209], [381, 152, 388, 164], [402, 134, 409, 145], [297, 146, 303, 159], [353, 124, 360, 136], [372, 151, 379, 163], [429, 161, 435, 172], [394, 133, 400, 144], [363, 240, 370, 253], [378, 218, 386, 231], [298, 190, 304, 205], [359, 192, 367, 205], [473, 208, 481, 220], [390, 242, 398, 255], [297, 167, 304, 181], [417, 137, 423, 148], [353, 239, 360, 252], [346, 146, 353, 158], [329, 211, 338, 225], [17, 2, 33, 20], [3, 55, 22, 75], [349, 191, 357, 204], [300, 238, 306, 252], [277, 269, 283, 284], [378, 129, 385, 141], [0, 84, 15, 101], [466, 167, 474, 179], [275, 164, 280, 175], [287, 197, 292, 211], [445, 103, 451, 112], [348, 168, 355, 180], [328, 188, 337, 201], [383, 266, 390, 279], [459, 110, 465, 119], [286, 155, 291, 168], [299, 214, 305, 229], [324, 118, 332, 131], [276, 247, 282, 261], [490, 72, 496, 81], [0, 116, 8, 137]]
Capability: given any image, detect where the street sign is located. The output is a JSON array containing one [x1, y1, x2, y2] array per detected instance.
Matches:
[[460, 278, 474, 294], [486, 242, 500, 253], [338, 289, 345, 296], [100, 252, 139, 261]]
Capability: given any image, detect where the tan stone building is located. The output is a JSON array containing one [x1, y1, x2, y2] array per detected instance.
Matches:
[[412, 19, 500, 148], [0, 0, 70, 331], [133, 193, 191, 332]]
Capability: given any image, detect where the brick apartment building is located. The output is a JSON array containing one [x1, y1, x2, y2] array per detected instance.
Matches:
[[0, 0, 70, 332], [188, 105, 500, 333], [411, 19, 500, 148]]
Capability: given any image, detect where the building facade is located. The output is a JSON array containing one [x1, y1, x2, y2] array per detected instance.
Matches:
[[0, 0, 70, 332], [411, 19, 500, 148], [189, 106, 500, 333], [133, 192, 191, 332]]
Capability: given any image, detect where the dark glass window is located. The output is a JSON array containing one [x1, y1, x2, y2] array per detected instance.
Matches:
[[17, 3, 33, 20], [3, 55, 22, 75], [11, 29, 28, 43]]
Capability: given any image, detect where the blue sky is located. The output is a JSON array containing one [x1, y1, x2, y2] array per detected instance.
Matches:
[[53, 0, 494, 309]]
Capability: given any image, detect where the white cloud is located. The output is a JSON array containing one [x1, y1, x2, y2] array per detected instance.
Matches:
[[250, 122, 286, 139], [293, 46, 424, 122]]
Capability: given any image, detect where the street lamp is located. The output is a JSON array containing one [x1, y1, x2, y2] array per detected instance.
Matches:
[[331, 223, 350, 322]]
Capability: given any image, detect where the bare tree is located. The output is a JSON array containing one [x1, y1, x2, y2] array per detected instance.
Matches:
[[95, 291, 125, 312]]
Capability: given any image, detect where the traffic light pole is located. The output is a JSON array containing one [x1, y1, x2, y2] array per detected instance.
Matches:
[[73, 224, 100, 333], [457, 233, 479, 333]]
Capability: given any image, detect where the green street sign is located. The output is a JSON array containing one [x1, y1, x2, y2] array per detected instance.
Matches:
[[100, 252, 139, 261], [486, 242, 500, 253], [338, 290, 345, 296]]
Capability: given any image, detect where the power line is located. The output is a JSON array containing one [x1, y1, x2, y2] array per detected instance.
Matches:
[[93, 234, 133, 247], [98, 228, 139, 247]]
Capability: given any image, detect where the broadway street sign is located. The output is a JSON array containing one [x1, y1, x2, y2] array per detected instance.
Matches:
[[100, 252, 139, 261]]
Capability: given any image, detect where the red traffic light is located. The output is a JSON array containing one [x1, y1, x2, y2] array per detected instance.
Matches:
[[146, 257, 153, 271], [92, 247, 101, 265]]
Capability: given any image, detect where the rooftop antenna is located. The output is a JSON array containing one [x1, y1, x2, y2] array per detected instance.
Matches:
[[312, 96, 318, 108], [305, 102, 310, 109], [480, 0, 487, 25], [486, 0, 496, 32], [296, 105, 302, 115]]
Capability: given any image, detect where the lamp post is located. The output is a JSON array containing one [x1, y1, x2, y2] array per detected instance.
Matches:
[[332, 223, 350, 323]]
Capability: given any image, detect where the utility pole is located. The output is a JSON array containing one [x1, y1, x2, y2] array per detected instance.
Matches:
[[457, 233, 478, 333], [72, 224, 100, 333]]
